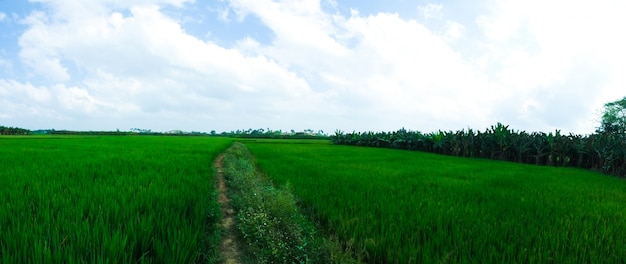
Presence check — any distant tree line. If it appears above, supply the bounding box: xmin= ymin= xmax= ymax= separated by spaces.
xmin=45 ymin=130 xmax=138 ymax=136
xmin=44 ymin=130 xmax=211 ymax=136
xmin=331 ymin=97 xmax=626 ymax=178
xmin=221 ymin=128 xmax=330 ymax=139
xmin=0 ymin=125 xmax=30 ymax=135
xmin=1 ymin=125 xmax=331 ymax=138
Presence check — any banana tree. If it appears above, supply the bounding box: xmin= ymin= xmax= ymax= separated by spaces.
xmin=531 ymin=132 xmax=549 ymax=165
xmin=509 ymin=131 xmax=533 ymax=163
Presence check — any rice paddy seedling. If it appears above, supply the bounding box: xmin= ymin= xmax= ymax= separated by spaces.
xmin=244 ymin=139 xmax=626 ymax=263
xmin=0 ymin=136 xmax=232 ymax=263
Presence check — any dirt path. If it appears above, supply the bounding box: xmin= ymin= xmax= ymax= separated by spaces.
xmin=214 ymin=154 xmax=242 ymax=264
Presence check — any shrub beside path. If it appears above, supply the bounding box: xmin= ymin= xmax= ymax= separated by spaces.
xmin=215 ymin=142 xmax=358 ymax=263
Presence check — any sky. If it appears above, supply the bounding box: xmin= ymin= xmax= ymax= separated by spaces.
xmin=0 ymin=0 xmax=624 ymax=134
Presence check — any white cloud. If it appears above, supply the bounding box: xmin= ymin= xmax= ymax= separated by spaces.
xmin=7 ymin=0 xmax=332 ymax=131
xmin=230 ymin=0 xmax=350 ymax=58
xmin=0 ymin=80 xmax=103 ymax=122
xmin=222 ymin=1 xmax=497 ymax=131
xmin=444 ymin=21 xmax=464 ymax=39
xmin=0 ymin=12 xmax=6 ymax=21
xmin=418 ymin=3 xmax=443 ymax=20
xmin=209 ymin=4 xmax=232 ymax=23
xmin=2 ymin=0 xmax=624 ymax=133
xmin=475 ymin=0 xmax=626 ymax=133
xmin=0 ymin=55 xmax=11 ymax=73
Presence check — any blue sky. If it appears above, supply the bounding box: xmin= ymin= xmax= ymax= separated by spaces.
xmin=0 ymin=0 xmax=624 ymax=133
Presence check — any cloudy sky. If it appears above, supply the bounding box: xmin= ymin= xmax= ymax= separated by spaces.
xmin=0 ymin=0 xmax=624 ymax=134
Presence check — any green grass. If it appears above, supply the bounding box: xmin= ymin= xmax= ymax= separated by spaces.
xmin=221 ymin=142 xmax=335 ymax=263
xmin=244 ymin=139 xmax=626 ymax=263
xmin=0 ymin=136 xmax=232 ymax=263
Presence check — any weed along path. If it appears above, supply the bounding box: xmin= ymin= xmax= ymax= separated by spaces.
xmin=214 ymin=153 xmax=242 ymax=264
xmin=217 ymin=142 xmax=352 ymax=263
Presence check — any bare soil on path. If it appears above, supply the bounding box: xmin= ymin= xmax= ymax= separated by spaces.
xmin=214 ymin=154 xmax=242 ymax=264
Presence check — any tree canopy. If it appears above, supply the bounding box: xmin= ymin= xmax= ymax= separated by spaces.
xmin=0 ymin=125 xmax=30 ymax=135
xmin=599 ymin=96 xmax=626 ymax=134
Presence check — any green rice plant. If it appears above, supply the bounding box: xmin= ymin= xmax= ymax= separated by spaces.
xmin=244 ymin=139 xmax=626 ymax=263
xmin=0 ymin=136 xmax=232 ymax=263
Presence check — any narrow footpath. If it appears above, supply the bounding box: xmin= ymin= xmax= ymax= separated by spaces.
xmin=214 ymin=154 xmax=242 ymax=264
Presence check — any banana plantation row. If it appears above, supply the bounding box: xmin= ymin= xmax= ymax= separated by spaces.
xmin=331 ymin=123 xmax=626 ymax=177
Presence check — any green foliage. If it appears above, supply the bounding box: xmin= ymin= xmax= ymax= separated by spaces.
xmin=599 ymin=96 xmax=626 ymax=134
xmin=331 ymin=123 xmax=626 ymax=177
xmin=221 ymin=143 xmax=333 ymax=263
xmin=221 ymin=128 xmax=330 ymax=139
xmin=245 ymin=139 xmax=626 ymax=263
xmin=0 ymin=125 xmax=30 ymax=135
xmin=0 ymin=136 xmax=232 ymax=263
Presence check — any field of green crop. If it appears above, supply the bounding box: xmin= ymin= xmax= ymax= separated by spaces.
xmin=0 ymin=136 xmax=232 ymax=263
xmin=244 ymin=139 xmax=626 ymax=263
xmin=4 ymin=135 xmax=626 ymax=263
